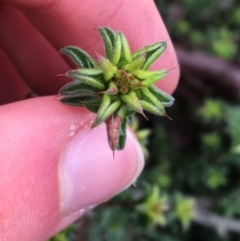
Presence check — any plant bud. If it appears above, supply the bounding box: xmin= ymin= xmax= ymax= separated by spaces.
xmin=60 ymin=46 xmax=97 ymax=68
xmin=99 ymin=56 xmax=118 ymax=81
xmin=66 ymin=70 xmax=105 ymax=90
xmin=119 ymin=32 xmax=132 ymax=63
xmin=111 ymin=32 xmax=122 ymax=65
xmin=140 ymin=100 xmax=165 ymax=116
xmin=106 ymin=82 xmax=118 ymax=95
xmin=140 ymin=87 xmax=165 ymax=110
xmin=121 ymin=91 xmax=143 ymax=114
xmin=92 ymin=100 xmax=121 ymax=128
xmin=98 ymin=27 xmax=115 ymax=60
xmin=141 ymin=70 xmax=168 ymax=86
xmin=124 ymin=54 xmax=146 ymax=72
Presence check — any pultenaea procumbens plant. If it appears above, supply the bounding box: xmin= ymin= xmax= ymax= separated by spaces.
xmin=59 ymin=27 xmax=174 ymax=152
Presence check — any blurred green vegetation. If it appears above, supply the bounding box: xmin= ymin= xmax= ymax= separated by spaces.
xmin=51 ymin=1 xmax=240 ymax=240
xmin=156 ymin=0 xmax=239 ymax=60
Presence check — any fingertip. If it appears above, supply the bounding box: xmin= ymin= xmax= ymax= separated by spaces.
xmin=0 ymin=96 xmax=144 ymax=240
xmin=58 ymin=124 xmax=144 ymax=214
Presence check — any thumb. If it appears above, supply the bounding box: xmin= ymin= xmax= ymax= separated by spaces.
xmin=0 ymin=96 xmax=144 ymax=241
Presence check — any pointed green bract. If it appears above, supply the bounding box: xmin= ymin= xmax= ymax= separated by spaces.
xmin=140 ymin=100 xmax=165 ymax=116
xmin=59 ymin=27 xmax=174 ymax=151
xmin=141 ymin=70 xmax=168 ymax=86
xmin=121 ymin=91 xmax=143 ymax=114
xmin=66 ymin=70 xmax=105 ymax=90
xmin=140 ymin=87 xmax=165 ymax=111
xmin=59 ymin=81 xmax=99 ymax=97
xmin=111 ymin=32 xmax=122 ymax=65
xmin=98 ymin=27 xmax=115 ymax=60
xmin=142 ymin=43 xmax=167 ymax=70
xmin=92 ymin=100 xmax=121 ymax=128
xmin=83 ymin=99 xmax=102 ymax=113
xmin=132 ymin=41 xmax=167 ymax=62
xmin=119 ymin=32 xmax=132 ymax=63
xmin=98 ymin=27 xmax=116 ymax=48
xmin=76 ymin=68 xmax=103 ymax=76
xmin=124 ymin=54 xmax=145 ymax=72
xmin=61 ymin=46 xmax=97 ymax=68
xmin=61 ymin=95 xmax=98 ymax=106
xmin=133 ymin=70 xmax=165 ymax=80
xmin=99 ymin=56 xmax=117 ymax=81
xmin=148 ymin=85 xmax=175 ymax=107
xmin=117 ymin=116 xmax=127 ymax=150
xmin=132 ymin=41 xmax=167 ymax=71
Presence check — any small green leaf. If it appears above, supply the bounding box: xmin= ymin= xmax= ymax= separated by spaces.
xmin=140 ymin=87 xmax=165 ymax=111
xmin=111 ymin=32 xmax=122 ymax=65
xmin=119 ymin=32 xmax=132 ymax=63
xmin=117 ymin=116 xmax=127 ymax=150
xmin=76 ymin=68 xmax=103 ymax=76
xmin=121 ymin=91 xmax=143 ymax=114
xmin=133 ymin=70 xmax=166 ymax=80
xmin=92 ymin=100 xmax=121 ymax=128
xmin=148 ymin=86 xmax=175 ymax=107
xmin=99 ymin=27 xmax=116 ymax=47
xmin=61 ymin=95 xmax=98 ymax=106
xmin=140 ymin=99 xmax=165 ymax=116
xmin=132 ymin=41 xmax=167 ymax=70
xmin=59 ymin=81 xmax=100 ymax=97
xmin=91 ymin=93 xmax=111 ymax=127
xmin=60 ymin=96 xmax=84 ymax=107
xmin=98 ymin=56 xmax=118 ymax=81
xmin=98 ymin=27 xmax=116 ymax=60
xmin=83 ymin=99 xmax=102 ymax=113
xmin=66 ymin=70 xmax=106 ymax=90
xmin=141 ymin=70 xmax=168 ymax=86
xmin=60 ymin=46 xmax=97 ymax=68
xmin=124 ymin=54 xmax=145 ymax=72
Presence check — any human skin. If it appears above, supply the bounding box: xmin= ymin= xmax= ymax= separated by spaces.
xmin=0 ymin=0 xmax=179 ymax=240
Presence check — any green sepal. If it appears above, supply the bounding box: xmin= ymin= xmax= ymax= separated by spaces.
xmin=92 ymin=100 xmax=121 ymax=128
xmin=91 ymin=93 xmax=111 ymax=127
xmin=140 ymin=99 xmax=165 ymax=116
xmin=66 ymin=70 xmax=106 ymax=90
xmin=83 ymin=99 xmax=102 ymax=113
xmin=124 ymin=54 xmax=145 ymax=72
xmin=121 ymin=91 xmax=143 ymax=114
xmin=75 ymin=68 xmax=103 ymax=76
xmin=115 ymin=106 xmax=127 ymax=150
xmin=132 ymin=69 xmax=165 ymax=80
xmin=60 ymin=46 xmax=97 ymax=68
xmin=132 ymin=41 xmax=167 ymax=70
xmin=60 ymin=96 xmax=85 ymax=107
xmin=125 ymin=106 xmax=136 ymax=117
xmin=98 ymin=27 xmax=116 ymax=60
xmin=141 ymin=70 xmax=168 ymax=86
xmin=111 ymin=32 xmax=122 ymax=65
xmin=59 ymin=81 xmax=100 ymax=97
xmin=148 ymin=85 xmax=175 ymax=107
xmin=98 ymin=56 xmax=118 ymax=81
xmin=117 ymin=116 xmax=127 ymax=150
xmin=119 ymin=32 xmax=132 ymax=63
xmin=140 ymin=87 xmax=165 ymax=112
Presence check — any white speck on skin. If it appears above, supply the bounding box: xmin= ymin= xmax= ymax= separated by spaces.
xmin=69 ymin=124 xmax=77 ymax=136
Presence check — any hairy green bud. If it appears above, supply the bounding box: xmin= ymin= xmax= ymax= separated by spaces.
xmin=59 ymin=27 xmax=175 ymax=152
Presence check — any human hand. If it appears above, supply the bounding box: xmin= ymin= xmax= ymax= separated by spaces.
xmin=0 ymin=0 xmax=179 ymax=240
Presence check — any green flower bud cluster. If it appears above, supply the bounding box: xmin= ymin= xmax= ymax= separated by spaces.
xmin=59 ymin=27 xmax=174 ymax=152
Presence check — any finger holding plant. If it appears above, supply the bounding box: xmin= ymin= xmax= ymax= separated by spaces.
xmin=59 ymin=27 xmax=174 ymax=152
